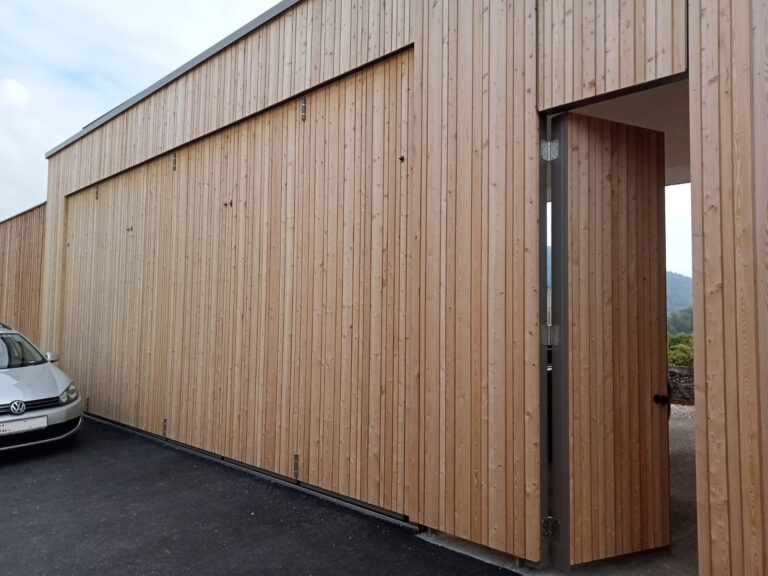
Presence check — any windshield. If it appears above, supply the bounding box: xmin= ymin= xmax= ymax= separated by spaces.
xmin=0 ymin=334 xmax=47 ymax=369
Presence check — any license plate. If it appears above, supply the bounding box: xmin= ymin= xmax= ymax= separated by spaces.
xmin=0 ymin=416 xmax=48 ymax=436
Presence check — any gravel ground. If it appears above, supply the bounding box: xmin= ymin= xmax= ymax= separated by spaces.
xmin=669 ymin=370 xmax=695 ymax=405
xmin=672 ymin=404 xmax=695 ymax=419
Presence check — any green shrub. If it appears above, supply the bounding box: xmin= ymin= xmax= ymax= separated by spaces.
xmin=668 ymin=332 xmax=693 ymax=349
xmin=668 ymin=342 xmax=693 ymax=367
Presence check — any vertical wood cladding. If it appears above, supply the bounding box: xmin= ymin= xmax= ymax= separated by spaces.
xmin=566 ymin=114 xmax=669 ymax=564
xmin=538 ymin=0 xmax=688 ymax=110
xmin=46 ymin=0 xmax=414 ymax=197
xmin=43 ymin=0 xmax=768 ymax=571
xmin=56 ymin=0 xmax=542 ymax=556
xmin=689 ymin=0 xmax=767 ymax=573
xmin=42 ymin=0 xmax=416 ymax=354
xmin=0 ymin=205 xmax=45 ymax=342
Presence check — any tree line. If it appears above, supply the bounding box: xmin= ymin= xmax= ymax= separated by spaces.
xmin=667 ymin=306 xmax=693 ymax=368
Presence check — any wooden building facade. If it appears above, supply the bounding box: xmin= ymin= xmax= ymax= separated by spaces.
xmin=0 ymin=204 xmax=45 ymax=343
xmin=33 ymin=0 xmax=766 ymax=573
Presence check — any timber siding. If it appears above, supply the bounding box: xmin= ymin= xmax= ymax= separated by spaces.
xmin=689 ymin=0 xmax=767 ymax=573
xmin=39 ymin=0 xmax=768 ymax=572
xmin=538 ymin=0 xmax=687 ymax=110
xmin=0 ymin=204 xmax=45 ymax=343
xmin=45 ymin=0 xmax=542 ymax=562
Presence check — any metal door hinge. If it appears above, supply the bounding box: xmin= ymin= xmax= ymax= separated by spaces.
xmin=541 ymin=324 xmax=560 ymax=347
xmin=542 ymin=516 xmax=561 ymax=541
xmin=540 ymin=139 xmax=560 ymax=162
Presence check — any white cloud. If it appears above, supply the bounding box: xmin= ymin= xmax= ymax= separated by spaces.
xmin=0 ymin=0 xmax=278 ymax=222
xmin=0 ymin=79 xmax=30 ymax=110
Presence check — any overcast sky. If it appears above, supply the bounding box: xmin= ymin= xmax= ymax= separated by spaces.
xmin=665 ymin=183 xmax=693 ymax=277
xmin=0 ymin=0 xmax=278 ymax=222
xmin=0 ymin=0 xmax=693 ymax=277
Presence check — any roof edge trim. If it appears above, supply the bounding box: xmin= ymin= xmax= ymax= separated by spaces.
xmin=45 ymin=0 xmax=301 ymax=159
xmin=0 ymin=201 xmax=46 ymax=225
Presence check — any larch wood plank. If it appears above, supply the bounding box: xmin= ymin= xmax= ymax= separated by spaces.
xmin=633 ymin=0 xmax=645 ymax=85
xmin=627 ymin=126 xmax=641 ymax=552
xmin=672 ymin=0 xmax=686 ymax=75
xmin=339 ymin=76 xmax=355 ymax=496
xmin=508 ymin=0 xmax=525 ymax=554
xmin=480 ymin=0 xmax=491 ymax=545
xmin=487 ymin=0 xmax=507 ymax=550
xmin=750 ymin=1 xmax=768 ymax=572
xmin=619 ymin=0 xmax=634 ymax=88
xmin=687 ymin=3 xmax=711 ymax=571
xmin=700 ymin=0 xmax=730 ymax=570
xmin=655 ymin=0 xmax=672 ymax=78
xmin=552 ymin=0 xmax=565 ymax=106
xmin=522 ymin=0 xmax=540 ymax=559
xmin=564 ymin=0 xmax=574 ymax=103
xmin=587 ymin=118 xmax=600 ymax=558
xmin=453 ymin=0 xmax=472 ymax=542
xmin=469 ymin=0 xmax=484 ymax=543
xmin=595 ymin=0 xmax=606 ymax=95
xmin=422 ymin=0 xmax=441 ymax=529
xmin=717 ymin=1 xmax=746 ymax=568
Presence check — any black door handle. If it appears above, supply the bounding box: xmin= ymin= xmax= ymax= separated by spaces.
xmin=653 ymin=394 xmax=670 ymax=405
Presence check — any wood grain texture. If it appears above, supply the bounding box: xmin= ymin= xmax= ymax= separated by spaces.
xmin=42 ymin=1 xmax=768 ymax=572
xmin=756 ymin=0 xmax=768 ymax=573
xmin=49 ymin=0 xmax=542 ymax=558
xmin=45 ymin=0 xmax=413 ymax=200
xmin=567 ymin=114 xmax=669 ymax=565
xmin=689 ymin=0 xmax=767 ymax=573
xmin=0 ymin=205 xmax=45 ymax=343
xmin=538 ymin=0 xmax=688 ymax=110
xmin=60 ymin=54 xmax=411 ymax=496
xmin=40 ymin=0 xmax=415 ymax=355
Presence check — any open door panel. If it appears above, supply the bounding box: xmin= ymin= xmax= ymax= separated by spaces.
xmin=555 ymin=113 xmax=670 ymax=566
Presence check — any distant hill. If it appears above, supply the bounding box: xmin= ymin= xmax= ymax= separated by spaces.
xmin=547 ymin=246 xmax=551 ymax=285
xmin=666 ymin=272 xmax=693 ymax=314
xmin=545 ymin=247 xmax=693 ymax=314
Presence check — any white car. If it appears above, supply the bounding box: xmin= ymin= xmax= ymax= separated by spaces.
xmin=0 ymin=324 xmax=82 ymax=450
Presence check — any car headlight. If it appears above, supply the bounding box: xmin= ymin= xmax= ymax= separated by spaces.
xmin=59 ymin=383 xmax=79 ymax=405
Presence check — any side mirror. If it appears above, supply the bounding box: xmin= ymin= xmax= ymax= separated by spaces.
xmin=46 ymin=352 xmax=60 ymax=363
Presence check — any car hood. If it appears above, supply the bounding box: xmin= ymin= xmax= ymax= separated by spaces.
xmin=0 ymin=363 xmax=72 ymax=403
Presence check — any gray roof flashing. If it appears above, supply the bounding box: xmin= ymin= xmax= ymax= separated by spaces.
xmin=0 ymin=201 xmax=46 ymax=225
xmin=45 ymin=0 xmax=300 ymax=159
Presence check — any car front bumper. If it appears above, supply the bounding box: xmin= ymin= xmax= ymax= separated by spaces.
xmin=0 ymin=396 xmax=83 ymax=451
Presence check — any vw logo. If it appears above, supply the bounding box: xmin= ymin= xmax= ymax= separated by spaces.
xmin=10 ymin=400 xmax=26 ymax=415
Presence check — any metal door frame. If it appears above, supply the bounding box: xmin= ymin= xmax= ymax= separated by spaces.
xmin=539 ymin=112 xmax=570 ymax=572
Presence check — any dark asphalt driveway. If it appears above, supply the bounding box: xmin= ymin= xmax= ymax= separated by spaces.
xmin=1 ymin=417 xmax=516 ymax=576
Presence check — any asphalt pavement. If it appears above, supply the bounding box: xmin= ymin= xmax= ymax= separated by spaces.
xmin=1 ymin=417 xmax=515 ymax=576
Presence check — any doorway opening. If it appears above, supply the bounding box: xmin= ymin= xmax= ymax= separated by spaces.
xmin=543 ymin=78 xmax=698 ymax=574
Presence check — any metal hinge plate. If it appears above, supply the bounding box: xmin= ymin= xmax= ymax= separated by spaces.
xmin=542 ymin=516 xmax=561 ymax=541
xmin=541 ymin=324 xmax=560 ymax=347
xmin=540 ymin=139 xmax=560 ymax=162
